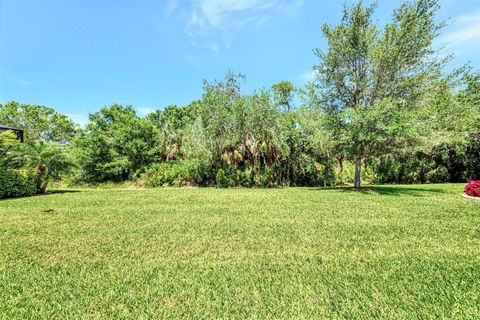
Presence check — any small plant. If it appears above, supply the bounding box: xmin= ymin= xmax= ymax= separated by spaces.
xmin=464 ymin=180 xmax=480 ymax=198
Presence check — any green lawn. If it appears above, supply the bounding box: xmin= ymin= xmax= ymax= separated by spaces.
xmin=1 ymin=184 xmax=479 ymax=319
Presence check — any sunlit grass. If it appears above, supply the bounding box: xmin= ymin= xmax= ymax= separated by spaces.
xmin=1 ymin=184 xmax=479 ymax=318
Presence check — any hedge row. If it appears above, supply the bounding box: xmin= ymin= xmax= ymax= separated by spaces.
xmin=0 ymin=167 xmax=37 ymax=199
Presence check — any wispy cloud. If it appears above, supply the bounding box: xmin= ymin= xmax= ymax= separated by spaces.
xmin=165 ymin=0 xmax=303 ymax=51
xmin=438 ymin=11 xmax=480 ymax=51
xmin=4 ymin=75 xmax=31 ymax=86
xmin=165 ymin=0 xmax=179 ymax=18
xmin=300 ymin=70 xmax=316 ymax=84
xmin=191 ymin=0 xmax=275 ymax=30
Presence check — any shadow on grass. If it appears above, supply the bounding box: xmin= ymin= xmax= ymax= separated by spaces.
xmin=48 ymin=189 xmax=82 ymax=195
xmin=307 ymin=185 xmax=448 ymax=197
xmin=0 ymin=189 xmax=83 ymax=202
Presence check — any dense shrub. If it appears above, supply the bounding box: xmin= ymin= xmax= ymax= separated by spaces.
xmin=215 ymin=169 xmax=232 ymax=188
xmin=374 ymin=154 xmax=433 ymax=184
xmin=0 ymin=167 xmax=37 ymax=198
xmin=237 ymin=169 xmax=253 ymax=187
xmin=213 ymin=161 xmax=338 ymax=188
xmin=464 ymin=180 xmax=480 ymax=198
xmin=141 ymin=159 xmax=207 ymax=187
xmin=291 ymin=154 xmax=321 ymax=186
xmin=214 ymin=168 xmax=257 ymax=188
xmin=426 ymin=166 xmax=450 ymax=183
xmin=252 ymin=167 xmax=276 ymax=188
xmin=465 ymin=130 xmax=480 ymax=179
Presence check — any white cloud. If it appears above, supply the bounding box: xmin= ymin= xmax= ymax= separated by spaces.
xmin=276 ymin=0 xmax=304 ymax=16
xmin=205 ymin=41 xmax=219 ymax=52
xmin=195 ymin=0 xmax=276 ymax=28
xmin=438 ymin=11 xmax=480 ymax=50
xmin=14 ymin=77 xmax=30 ymax=85
xmin=165 ymin=0 xmax=303 ymax=51
xmin=300 ymin=70 xmax=316 ymax=83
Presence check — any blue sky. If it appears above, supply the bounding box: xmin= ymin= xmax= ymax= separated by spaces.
xmin=1 ymin=0 xmax=480 ymax=125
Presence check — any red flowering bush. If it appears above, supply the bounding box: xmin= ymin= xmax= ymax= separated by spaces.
xmin=464 ymin=180 xmax=480 ymax=198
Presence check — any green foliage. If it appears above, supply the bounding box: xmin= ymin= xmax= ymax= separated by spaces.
xmin=308 ymin=0 xmax=472 ymax=188
xmin=0 ymin=166 xmax=37 ymax=198
xmin=215 ymin=168 xmax=232 ymax=188
xmin=426 ymin=166 xmax=450 ymax=183
xmin=141 ymin=159 xmax=207 ymax=187
xmin=460 ymin=72 xmax=480 ymax=113
xmin=374 ymin=147 xmax=458 ymax=184
xmin=0 ymin=101 xmax=77 ymax=143
xmin=0 ymin=131 xmax=19 ymax=149
xmin=465 ymin=130 xmax=480 ymax=179
xmin=214 ymin=167 xmax=253 ymax=188
xmin=272 ymin=81 xmax=295 ymax=111
xmin=73 ymin=104 xmax=160 ymax=182
xmin=8 ymin=142 xmax=74 ymax=193
xmin=0 ymin=131 xmax=19 ymax=158
xmin=2 ymin=2 xmax=480 ymax=189
xmin=147 ymin=104 xmax=198 ymax=161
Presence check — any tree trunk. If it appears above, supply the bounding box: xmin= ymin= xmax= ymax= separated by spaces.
xmin=337 ymin=155 xmax=344 ymax=184
xmin=354 ymin=159 xmax=361 ymax=189
xmin=36 ymin=164 xmax=47 ymax=193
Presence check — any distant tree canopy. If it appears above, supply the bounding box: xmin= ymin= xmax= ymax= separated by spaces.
xmin=0 ymin=101 xmax=77 ymax=143
xmin=73 ymin=104 xmax=160 ymax=182
xmin=1 ymin=0 xmax=479 ymax=190
xmin=272 ymin=81 xmax=295 ymax=111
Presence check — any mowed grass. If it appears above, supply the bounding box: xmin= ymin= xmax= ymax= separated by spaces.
xmin=1 ymin=184 xmax=479 ymax=319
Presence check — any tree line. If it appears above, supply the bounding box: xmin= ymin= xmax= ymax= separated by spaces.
xmin=1 ymin=0 xmax=479 ymax=194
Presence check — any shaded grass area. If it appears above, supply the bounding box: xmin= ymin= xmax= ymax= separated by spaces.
xmin=1 ymin=184 xmax=479 ymax=318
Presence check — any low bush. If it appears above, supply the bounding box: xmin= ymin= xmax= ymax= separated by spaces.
xmin=0 ymin=167 xmax=37 ymax=199
xmin=141 ymin=159 xmax=207 ymax=187
xmin=464 ymin=180 xmax=480 ymax=198
xmin=215 ymin=168 xmax=232 ymax=188
xmin=426 ymin=166 xmax=450 ymax=183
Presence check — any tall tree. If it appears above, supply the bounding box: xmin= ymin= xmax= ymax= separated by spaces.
xmin=311 ymin=0 xmax=458 ymax=188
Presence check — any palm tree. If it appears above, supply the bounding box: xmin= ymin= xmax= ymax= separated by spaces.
xmin=10 ymin=142 xmax=73 ymax=193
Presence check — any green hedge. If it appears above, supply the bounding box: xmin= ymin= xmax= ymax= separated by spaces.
xmin=0 ymin=167 xmax=37 ymax=199
xmin=141 ymin=159 xmax=208 ymax=187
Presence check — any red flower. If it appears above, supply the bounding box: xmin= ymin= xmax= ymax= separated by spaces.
xmin=465 ymin=180 xmax=480 ymax=198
